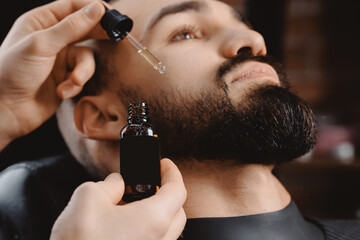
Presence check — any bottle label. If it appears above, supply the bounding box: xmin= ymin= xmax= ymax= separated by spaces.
xmin=120 ymin=136 xmax=161 ymax=186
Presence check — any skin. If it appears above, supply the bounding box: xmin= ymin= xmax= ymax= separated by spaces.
xmin=0 ymin=0 xmax=186 ymax=239
xmin=0 ymin=0 xmax=291 ymax=238
xmin=65 ymin=0 xmax=290 ymax=219
xmin=51 ymin=159 xmax=187 ymax=240
xmin=0 ymin=0 xmax=107 ymax=148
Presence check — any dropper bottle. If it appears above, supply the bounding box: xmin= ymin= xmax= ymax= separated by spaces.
xmin=100 ymin=6 xmax=165 ymax=74
xmin=119 ymin=103 xmax=161 ymax=202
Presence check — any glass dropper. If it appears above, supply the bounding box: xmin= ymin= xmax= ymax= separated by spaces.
xmin=100 ymin=6 xmax=165 ymax=74
xmin=125 ymin=32 xmax=166 ymax=74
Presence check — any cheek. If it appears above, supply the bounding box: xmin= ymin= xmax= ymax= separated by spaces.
xmin=157 ymin=45 xmax=221 ymax=94
xmin=111 ymin=43 xmax=222 ymax=97
xmin=111 ymin=44 xmax=169 ymax=96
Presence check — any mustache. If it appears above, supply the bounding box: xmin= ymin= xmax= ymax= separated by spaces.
xmin=215 ymin=48 xmax=289 ymax=89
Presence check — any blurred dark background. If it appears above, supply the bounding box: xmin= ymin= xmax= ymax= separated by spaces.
xmin=1 ymin=0 xmax=360 ymax=220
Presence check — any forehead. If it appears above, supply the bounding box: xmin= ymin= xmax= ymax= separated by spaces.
xmin=110 ymin=0 xmax=238 ymax=36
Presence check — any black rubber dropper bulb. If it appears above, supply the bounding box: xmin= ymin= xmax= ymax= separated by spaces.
xmin=100 ymin=5 xmax=133 ymax=41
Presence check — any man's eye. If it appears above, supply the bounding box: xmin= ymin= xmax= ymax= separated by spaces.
xmin=170 ymin=26 xmax=201 ymax=42
xmin=172 ymin=30 xmax=196 ymax=41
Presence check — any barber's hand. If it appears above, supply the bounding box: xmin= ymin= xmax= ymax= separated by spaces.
xmin=50 ymin=158 xmax=187 ymax=240
xmin=0 ymin=0 xmax=107 ymax=148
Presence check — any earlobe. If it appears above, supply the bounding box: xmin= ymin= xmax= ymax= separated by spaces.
xmin=74 ymin=95 xmax=125 ymax=140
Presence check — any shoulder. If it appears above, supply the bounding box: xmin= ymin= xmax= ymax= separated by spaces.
xmin=308 ymin=217 xmax=360 ymax=240
xmin=0 ymin=155 xmax=63 ymax=212
xmin=0 ymin=153 xmax=93 ymax=240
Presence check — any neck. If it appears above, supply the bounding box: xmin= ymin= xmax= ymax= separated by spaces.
xmin=175 ymin=159 xmax=291 ymax=219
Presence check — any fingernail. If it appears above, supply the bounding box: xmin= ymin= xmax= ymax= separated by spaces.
xmin=84 ymin=2 xmax=101 ymax=20
xmin=105 ymin=173 xmax=122 ymax=182
xmin=61 ymin=84 xmax=74 ymax=99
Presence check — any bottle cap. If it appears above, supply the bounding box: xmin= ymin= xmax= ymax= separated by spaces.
xmin=100 ymin=8 xmax=133 ymax=42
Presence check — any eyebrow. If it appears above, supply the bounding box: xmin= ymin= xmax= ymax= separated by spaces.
xmin=147 ymin=1 xmax=208 ymax=31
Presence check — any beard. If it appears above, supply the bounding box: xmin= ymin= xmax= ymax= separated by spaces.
xmin=117 ymin=49 xmax=317 ymax=165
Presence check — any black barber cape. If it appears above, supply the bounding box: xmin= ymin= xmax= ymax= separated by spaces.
xmin=0 ymin=153 xmax=360 ymax=240
xmin=183 ymin=201 xmax=324 ymax=240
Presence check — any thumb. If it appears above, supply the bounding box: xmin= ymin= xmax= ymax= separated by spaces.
xmin=44 ymin=1 xmax=105 ymax=53
xmin=70 ymin=173 xmax=125 ymax=207
xmin=97 ymin=173 xmax=126 ymax=205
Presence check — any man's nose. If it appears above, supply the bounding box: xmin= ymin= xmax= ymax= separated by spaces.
xmin=220 ymin=29 xmax=267 ymax=58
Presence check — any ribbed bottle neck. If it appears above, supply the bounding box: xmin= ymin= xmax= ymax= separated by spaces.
xmin=127 ymin=102 xmax=148 ymax=124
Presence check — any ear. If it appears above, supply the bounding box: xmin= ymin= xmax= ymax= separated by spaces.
xmin=74 ymin=94 xmax=127 ymax=140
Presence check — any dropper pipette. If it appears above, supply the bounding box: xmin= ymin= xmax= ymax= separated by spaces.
xmin=125 ymin=32 xmax=166 ymax=74
xmin=100 ymin=6 xmax=165 ymax=74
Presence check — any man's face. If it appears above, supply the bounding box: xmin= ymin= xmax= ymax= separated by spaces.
xmin=107 ymin=0 xmax=277 ymax=101
xmin=92 ymin=0 xmax=316 ymax=165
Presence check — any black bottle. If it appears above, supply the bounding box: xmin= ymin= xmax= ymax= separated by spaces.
xmin=120 ymin=103 xmax=161 ymax=202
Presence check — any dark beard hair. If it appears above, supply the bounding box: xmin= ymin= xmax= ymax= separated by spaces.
xmin=142 ymin=85 xmax=317 ymax=165
xmin=117 ymin=49 xmax=318 ymax=165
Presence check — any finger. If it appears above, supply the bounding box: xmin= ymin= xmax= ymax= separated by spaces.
xmin=56 ymin=45 xmax=95 ymax=99
xmin=28 ymin=0 xmax=104 ymax=29
xmin=67 ymin=174 xmax=124 ymax=210
xmin=139 ymin=159 xmax=187 ymax=218
xmin=96 ymin=173 xmax=125 ymax=205
xmin=42 ymin=1 xmax=106 ymax=53
xmin=162 ymin=208 xmax=187 ymax=240
xmin=67 ymin=46 xmax=95 ymax=86
xmin=2 ymin=1 xmax=109 ymax=50
xmin=51 ymin=47 xmax=68 ymax=87
xmin=56 ymin=79 xmax=83 ymax=99
xmin=70 ymin=181 xmax=101 ymax=206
